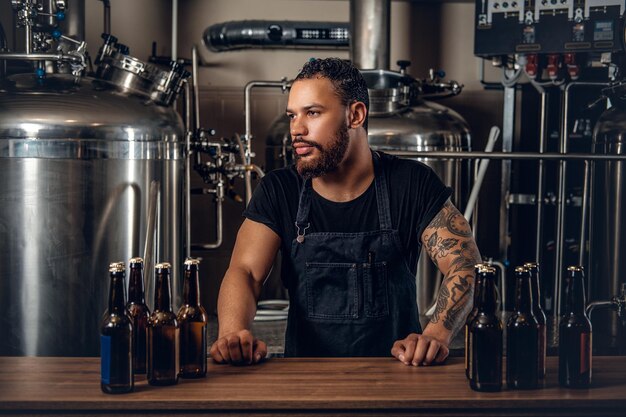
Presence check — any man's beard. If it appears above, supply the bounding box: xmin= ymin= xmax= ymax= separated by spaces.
xmin=293 ymin=123 xmax=350 ymax=180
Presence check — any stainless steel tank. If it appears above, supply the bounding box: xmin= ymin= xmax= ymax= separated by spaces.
xmin=0 ymin=48 xmax=187 ymax=356
xmin=590 ymin=95 xmax=626 ymax=349
xmin=266 ymin=70 xmax=471 ymax=325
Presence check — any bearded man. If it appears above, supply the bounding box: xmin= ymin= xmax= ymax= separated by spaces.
xmin=210 ymin=58 xmax=481 ymax=365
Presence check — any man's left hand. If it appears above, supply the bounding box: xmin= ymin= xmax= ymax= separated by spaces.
xmin=391 ymin=333 xmax=449 ymax=366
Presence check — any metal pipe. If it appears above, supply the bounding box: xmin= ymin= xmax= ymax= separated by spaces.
xmin=61 ymin=0 xmax=85 ymax=41
xmin=383 ymin=150 xmax=626 ymax=161
xmin=0 ymin=52 xmax=83 ymax=64
xmin=191 ymin=180 xmax=224 ymax=250
xmin=171 ymin=0 xmax=178 ymax=62
xmin=578 ymin=160 xmax=590 ymax=266
xmin=192 ymin=45 xmax=200 ymax=131
xmin=489 ymin=259 xmax=507 ymax=313
xmin=143 ymin=180 xmax=160 ymax=310
xmin=24 ymin=23 xmax=32 ymax=54
xmin=554 ymin=84 xmax=569 ymax=323
xmin=350 ymin=0 xmax=390 ymax=69
xmin=535 ymin=90 xmax=548 ymax=263
xmin=463 ymin=126 xmax=500 ymax=221
xmin=184 ymin=80 xmax=192 ymax=133
xmin=102 ymin=0 xmax=111 ymax=35
xmin=586 ymin=300 xmax=615 ymax=319
xmin=500 ymin=85 xmax=515 ymax=271
xmin=246 ymin=164 xmax=266 ymax=178
xmin=45 ymin=0 xmax=55 ymax=27
xmin=203 ymin=21 xmax=349 ymax=52
xmin=244 ymin=79 xmax=291 ymax=204
xmin=183 ymin=80 xmax=194 ymax=259
xmin=185 ymin=131 xmax=192 ymax=259
xmin=554 ymin=81 xmax=609 ymax=325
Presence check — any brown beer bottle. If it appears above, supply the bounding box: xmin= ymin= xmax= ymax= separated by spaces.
xmin=147 ymin=262 xmax=180 ymax=386
xmin=524 ymin=262 xmax=547 ymax=379
xmin=126 ymin=257 xmax=150 ymax=374
xmin=559 ymin=266 xmax=592 ymax=388
xmin=100 ymin=262 xmax=134 ymax=394
xmin=177 ymin=258 xmax=208 ymax=378
xmin=469 ymin=265 xmax=502 ymax=392
xmin=465 ymin=263 xmax=485 ymax=380
xmin=506 ymin=266 xmax=539 ymax=389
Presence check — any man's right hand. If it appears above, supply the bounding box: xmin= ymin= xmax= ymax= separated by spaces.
xmin=209 ymin=329 xmax=268 ymax=365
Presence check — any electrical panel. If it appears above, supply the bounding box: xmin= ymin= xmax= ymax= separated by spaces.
xmin=474 ymin=0 xmax=626 ymax=56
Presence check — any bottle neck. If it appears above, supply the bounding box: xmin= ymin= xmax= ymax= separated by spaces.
xmin=109 ymin=271 xmax=127 ymax=314
xmin=128 ymin=265 xmax=145 ymax=304
xmin=154 ymin=271 xmax=172 ymax=312
xmin=514 ymin=273 xmax=533 ymax=314
xmin=477 ymin=274 xmax=497 ymax=314
xmin=564 ymin=272 xmax=587 ymax=315
xmin=183 ymin=266 xmax=201 ymax=306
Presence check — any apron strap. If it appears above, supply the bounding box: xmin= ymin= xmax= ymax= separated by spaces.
xmin=295 ymin=178 xmax=312 ymax=242
xmin=372 ymin=151 xmax=393 ymax=231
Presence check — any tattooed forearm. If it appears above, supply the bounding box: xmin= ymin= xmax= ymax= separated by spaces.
xmin=422 ymin=199 xmax=482 ymax=335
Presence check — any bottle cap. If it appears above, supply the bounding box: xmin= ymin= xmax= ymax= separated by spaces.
xmin=184 ymin=258 xmax=201 ymax=267
xmin=523 ymin=262 xmax=539 ymax=269
xmin=515 ymin=266 xmax=528 ymax=274
xmin=477 ymin=265 xmax=496 ymax=274
xmin=109 ymin=261 xmax=125 ymax=273
xmin=155 ymin=262 xmax=171 ymax=270
xmin=567 ymin=265 xmax=584 ymax=273
xmin=129 ymin=257 xmax=144 ymax=265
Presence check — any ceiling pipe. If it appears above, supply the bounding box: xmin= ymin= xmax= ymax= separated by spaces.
xmin=350 ymin=0 xmax=390 ymax=70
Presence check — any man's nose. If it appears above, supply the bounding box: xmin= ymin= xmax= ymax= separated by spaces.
xmin=290 ymin=117 xmax=307 ymax=138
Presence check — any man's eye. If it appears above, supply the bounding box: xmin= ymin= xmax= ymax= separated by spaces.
xmin=286 ymin=113 xmax=295 ymax=119
xmin=308 ymin=110 xmax=319 ymax=116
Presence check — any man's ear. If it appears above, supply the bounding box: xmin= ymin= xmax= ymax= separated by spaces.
xmin=347 ymin=101 xmax=367 ymax=129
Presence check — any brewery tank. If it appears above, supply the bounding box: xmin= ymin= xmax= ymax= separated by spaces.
xmin=266 ymin=69 xmax=471 ymax=324
xmin=589 ymin=86 xmax=626 ymax=349
xmin=0 ymin=51 xmax=187 ymax=356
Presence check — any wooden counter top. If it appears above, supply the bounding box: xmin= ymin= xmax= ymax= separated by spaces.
xmin=0 ymin=356 xmax=624 ymax=416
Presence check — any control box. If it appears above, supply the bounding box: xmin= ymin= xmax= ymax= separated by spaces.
xmin=474 ymin=0 xmax=625 ymax=56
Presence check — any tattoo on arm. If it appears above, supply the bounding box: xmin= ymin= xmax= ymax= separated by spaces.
xmin=422 ymin=200 xmax=481 ymax=334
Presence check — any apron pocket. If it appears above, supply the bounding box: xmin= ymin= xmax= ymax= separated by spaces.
xmin=363 ymin=261 xmax=389 ymax=318
xmin=305 ymin=262 xmax=359 ymax=320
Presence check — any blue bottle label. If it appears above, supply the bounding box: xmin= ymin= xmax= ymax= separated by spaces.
xmin=101 ymin=335 xmax=111 ymax=385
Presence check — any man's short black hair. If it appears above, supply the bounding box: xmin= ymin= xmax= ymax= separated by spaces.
xmin=295 ymin=58 xmax=369 ymax=131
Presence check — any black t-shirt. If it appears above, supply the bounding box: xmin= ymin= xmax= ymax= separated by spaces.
xmin=244 ymin=152 xmax=452 ymax=284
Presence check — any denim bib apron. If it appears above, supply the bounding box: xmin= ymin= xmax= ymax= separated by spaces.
xmin=285 ymin=152 xmax=421 ymax=357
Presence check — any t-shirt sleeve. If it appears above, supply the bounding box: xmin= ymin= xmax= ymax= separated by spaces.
xmin=242 ymin=175 xmax=283 ymax=238
xmin=414 ymin=165 xmax=453 ymax=242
